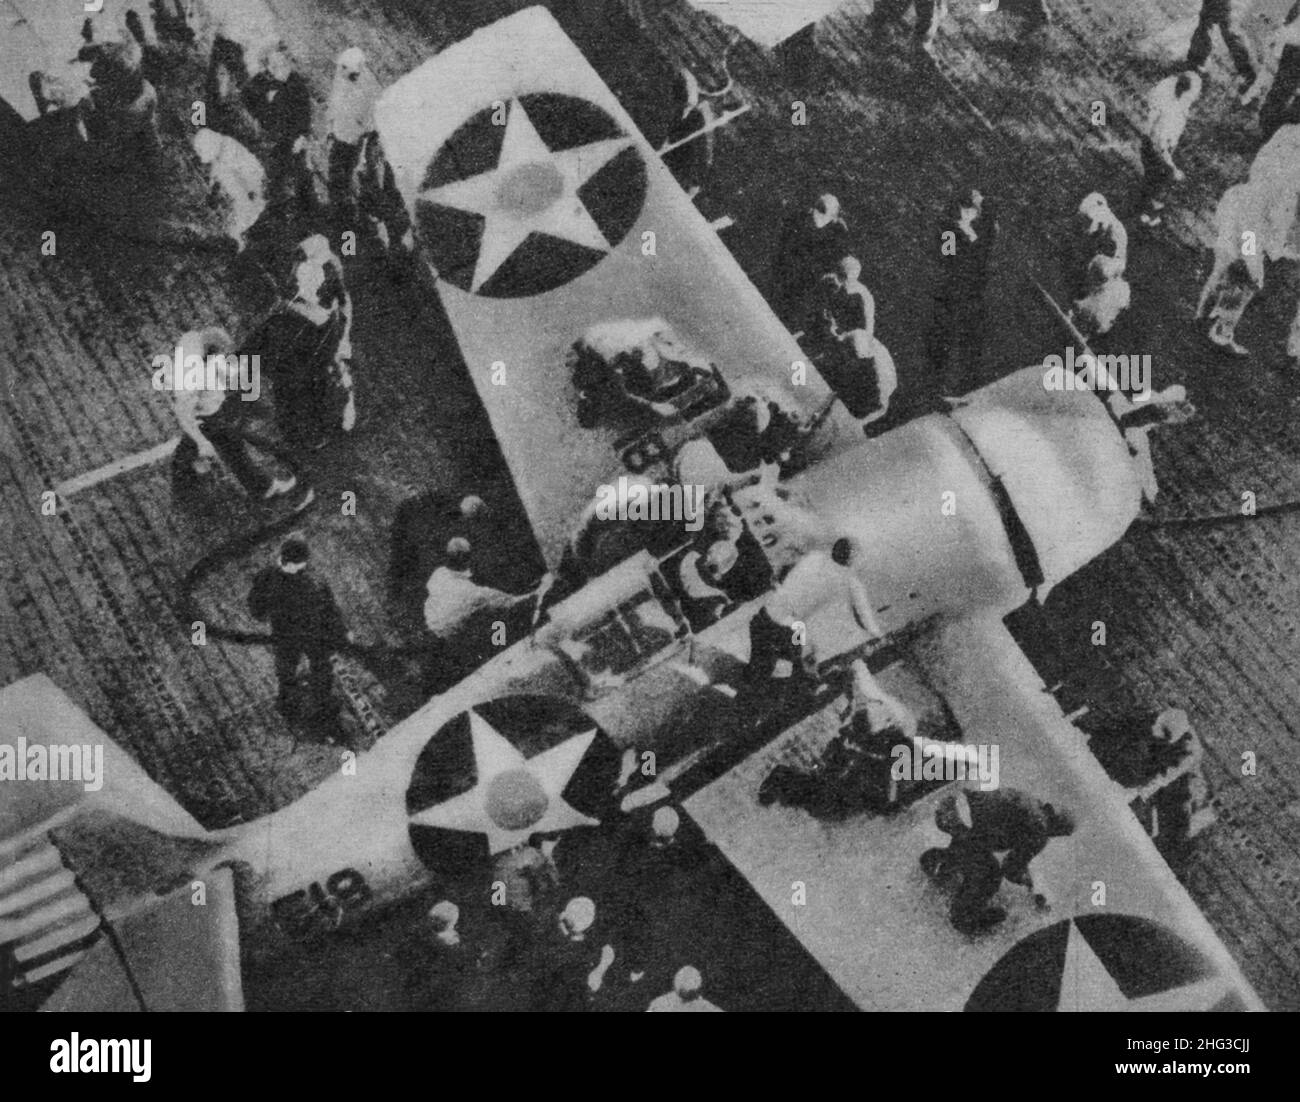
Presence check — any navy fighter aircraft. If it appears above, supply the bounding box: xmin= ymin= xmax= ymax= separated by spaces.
xmin=0 ymin=6 xmax=1263 ymax=1011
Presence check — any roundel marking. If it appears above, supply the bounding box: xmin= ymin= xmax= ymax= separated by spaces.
xmin=405 ymin=695 xmax=622 ymax=873
xmin=415 ymin=93 xmax=648 ymax=297
xmin=964 ymin=914 xmax=1246 ymax=1012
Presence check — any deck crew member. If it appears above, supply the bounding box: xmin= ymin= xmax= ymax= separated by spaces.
xmin=1138 ymin=71 xmax=1202 ymax=228
xmin=243 ymin=40 xmax=316 ymax=229
xmin=421 ymin=538 xmax=551 ymax=694
xmin=204 ymin=18 xmax=262 ymax=153
xmin=922 ymin=786 xmax=1076 ymax=934
xmin=662 ymin=67 xmax=716 ymax=197
xmin=1260 ymin=5 xmax=1300 ymax=139
xmin=744 ymin=538 xmax=883 ymax=693
xmin=171 ymin=327 xmax=296 ymax=500
xmin=927 ymin=187 xmax=996 ymax=398
xmin=249 ymin=536 xmax=351 ymax=722
xmin=1067 ymin=192 xmax=1130 ymax=338
xmin=1195 ymin=181 xmax=1267 ymax=357
xmin=326 ymin=47 xmax=383 ymax=231
xmin=404 ymin=900 xmax=485 ymax=1011
xmin=809 ymin=256 xmax=874 ymax=340
xmin=869 ymin=0 xmax=945 ymax=55
xmin=529 ymin=897 xmax=617 ymax=1012
xmin=82 ymin=39 xmax=161 ymax=170
xmin=1185 ymin=0 xmax=1259 ymax=104
xmin=193 ymin=127 xmax=266 ymax=252
xmin=647 ymin=965 xmax=723 ymax=1012
xmin=677 ymin=540 xmax=736 ymax=624
xmin=257 ymin=254 xmax=352 ymax=452
xmin=770 ymin=194 xmax=852 ymax=329
xmin=390 ymin=493 xmax=490 ymax=606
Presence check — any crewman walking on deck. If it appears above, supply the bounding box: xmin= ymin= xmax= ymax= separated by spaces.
xmin=1138 ymin=70 xmax=1202 ymax=228
xmin=249 ymin=536 xmax=352 ymax=724
xmin=326 ymin=46 xmax=384 ymax=233
xmin=1068 ymin=192 xmax=1130 ymax=338
xmin=927 ymin=187 xmax=997 ymax=398
xmin=1260 ymin=4 xmax=1300 ymax=139
xmin=1185 ymin=0 xmax=1260 ymax=104
xmin=243 ymin=40 xmax=316 ymax=232
xmin=1195 ymin=181 xmax=1268 ymax=357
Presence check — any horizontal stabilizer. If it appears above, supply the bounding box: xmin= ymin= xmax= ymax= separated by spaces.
xmin=41 ymin=866 xmax=244 ymax=1012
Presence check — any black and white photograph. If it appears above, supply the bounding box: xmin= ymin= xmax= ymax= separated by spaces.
xmin=1 ymin=0 xmax=1297 ymax=1044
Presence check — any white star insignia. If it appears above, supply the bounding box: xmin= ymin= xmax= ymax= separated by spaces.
xmin=420 ymin=99 xmax=633 ymax=292
xmin=410 ymin=710 xmax=599 ymax=855
xmin=1057 ymin=923 xmax=1230 ymax=1011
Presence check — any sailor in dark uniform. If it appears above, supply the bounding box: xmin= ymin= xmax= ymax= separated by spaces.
xmin=249 ymin=536 xmax=351 ymax=722
xmin=926 ymin=188 xmax=997 ymax=399
xmin=769 ymin=194 xmax=852 ymax=330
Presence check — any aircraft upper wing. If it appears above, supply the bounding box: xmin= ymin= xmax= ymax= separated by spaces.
xmin=373 ymin=6 xmax=862 ymax=567
xmin=40 ymin=866 xmax=244 ymax=1012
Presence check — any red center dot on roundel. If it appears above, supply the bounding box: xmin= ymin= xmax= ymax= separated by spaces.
xmin=495 ymin=161 xmax=565 ymax=217
xmin=484 ymin=768 xmax=550 ymax=831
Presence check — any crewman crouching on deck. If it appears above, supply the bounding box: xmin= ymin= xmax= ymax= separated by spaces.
xmin=921 ymin=786 xmax=1076 ymax=934
xmin=250 ymin=536 xmax=352 ymax=725
xmin=421 ymin=538 xmax=552 ymax=696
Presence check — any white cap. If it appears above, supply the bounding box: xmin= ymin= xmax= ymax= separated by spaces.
xmin=651 ymin=805 xmax=680 ymax=840
xmin=704 ymin=539 xmax=738 ymax=578
xmin=428 ymin=900 xmax=459 ymax=931
xmin=192 ymin=127 xmax=221 ymax=163
xmin=337 ymin=46 xmax=366 ymax=72
xmin=1152 ymin=708 xmax=1191 ymax=743
xmin=673 ymin=965 xmax=703 ymax=997
xmin=560 ymin=896 xmax=596 ymax=935
xmin=298 ymin=234 xmax=332 ymax=263
xmin=1078 ymin=191 xmax=1110 ymax=220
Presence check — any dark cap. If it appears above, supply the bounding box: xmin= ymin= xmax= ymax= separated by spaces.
xmin=280 ymin=536 xmax=309 ymax=565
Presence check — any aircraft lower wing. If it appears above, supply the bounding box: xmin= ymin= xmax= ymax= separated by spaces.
xmin=686 ymin=613 xmax=1265 ymax=1011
